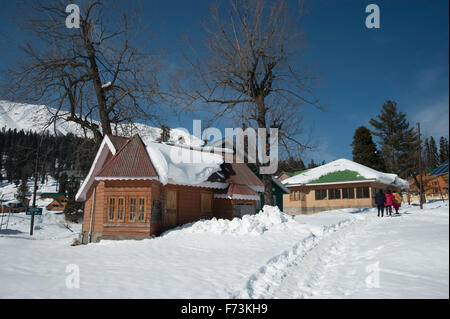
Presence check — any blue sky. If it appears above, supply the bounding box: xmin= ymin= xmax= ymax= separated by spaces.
xmin=0 ymin=0 xmax=448 ymax=163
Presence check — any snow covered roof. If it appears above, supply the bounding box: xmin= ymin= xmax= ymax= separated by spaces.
xmin=76 ymin=134 xmax=267 ymax=202
xmin=145 ymin=142 xmax=224 ymax=186
xmin=282 ymin=159 xmax=409 ymax=189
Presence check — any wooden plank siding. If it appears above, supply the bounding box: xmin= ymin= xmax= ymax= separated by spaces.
xmin=102 ymin=180 xmax=152 ymax=237
xmin=82 ymin=180 xmax=259 ymax=241
xmin=164 ymin=185 xmax=214 ymax=227
xmin=283 ymin=181 xmax=402 ymax=215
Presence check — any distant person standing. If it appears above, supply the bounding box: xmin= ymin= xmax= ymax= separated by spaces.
xmin=392 ymin=190 xmax=402 ymax=214
xmin=385 ymin=190 xmax=394 ymax=216
xmin=375 ymin=189 xmax=386 ymax=217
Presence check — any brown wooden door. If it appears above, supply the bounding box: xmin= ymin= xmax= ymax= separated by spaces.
xmin=165 ymin=189 xmax=178 ymax=228
xmin=201 ymin=192 xmax=212 ymax=217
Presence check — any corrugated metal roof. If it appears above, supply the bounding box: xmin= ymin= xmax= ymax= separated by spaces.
xmin=430 ymin=160 xmax=449 ymax=177
xmin=223 ymin=155 xmax=264 ymax=188
xmin=227 ymin=184 xmax=258 ymax=197
xmin=96 ymin=134 xmax=158 ymax=178
xmin=94 ymin=135 xmax=264 ymax=193
xmin=107 ymin=135 xmax=129 ymax=150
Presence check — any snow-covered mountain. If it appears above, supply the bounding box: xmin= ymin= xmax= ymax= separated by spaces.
xmin=0 ymin=100 xmax=202 ymax=146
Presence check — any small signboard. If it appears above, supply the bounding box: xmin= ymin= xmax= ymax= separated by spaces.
xmin=26 ymin=207 xmax=43 ymax=215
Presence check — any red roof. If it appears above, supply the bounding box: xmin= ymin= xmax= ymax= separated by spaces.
xmin=96 ymin=134 xmax=158 ymax=178
xmin=107 ymin=135 xmax=129 ymax=150
xmin=226 ymin=160 xmax=264 ymax=188
xmin=227 ymin=184 xmax=258 ymax=197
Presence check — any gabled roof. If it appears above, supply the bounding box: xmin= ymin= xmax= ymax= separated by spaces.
xmin=226 ymin=162 xmax=264 ymax=190
xmin=96 ymin=134 xmax=158 ymax=178
xmin=107 ymin=135 xmax=129 ymax=150
xmin=75 ymin=134 xmax=125 ymax=201
xmin=77 ymin=134 xmax=266 ymax=202
xmin=282 ymin=158 xmax=409 ymax=189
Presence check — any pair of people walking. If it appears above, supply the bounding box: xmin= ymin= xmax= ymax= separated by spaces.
xmin=375 ymin=189 xmax=402 ymax=217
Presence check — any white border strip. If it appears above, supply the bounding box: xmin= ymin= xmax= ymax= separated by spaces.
xmin=95 ymin=176 xmax=159 ymax=181
xmin=213 ymin=193 xmax=260 ymax=201
xmin=167 ymin=181 xmax=229 ymax=189
xmin=249 ymin=185 xmax=264 ymax=193
xmin=75 ymin=135 xmax=117 ymax=201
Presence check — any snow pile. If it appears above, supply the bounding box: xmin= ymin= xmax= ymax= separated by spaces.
xmin=283 ymin=158 xmax=409 ymax=188
xmin=164 ymin=205 xmax=295 ymax=236
xmin=146 ymin=142 xmax=223 ymax=185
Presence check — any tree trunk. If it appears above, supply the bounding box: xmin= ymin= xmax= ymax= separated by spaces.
xmin=256 ymin=95 xmax=274 ymax=206
xmin=262 ymin=174 xmax=274 ymax=206
xmin=82 ymin=21 xmax=112 ymax=137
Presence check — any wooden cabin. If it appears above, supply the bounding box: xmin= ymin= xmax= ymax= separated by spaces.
xmin=75 ymin=134 xmax=264 ymax=243
xmin=41 ymin=193 xmax=68 ymax=211
xmin=282 ymin=159 xmax=410 ymax=215
xmin=407 ymin=171 xmax=448 ymax=201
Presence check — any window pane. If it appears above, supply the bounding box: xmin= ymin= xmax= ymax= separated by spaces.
xmin=349 ymin=188 xmax=354 ymax=199
xmin=356 ymin=187 xmax=369 ymax=198
xmin=316 ymin=189 xmax=327 ymax=200
xmin=109 ymin=198 xmax=115 ymax=221
xmin=335 ymin=189 xmax=341 ymax=199
xmin=328 ymin=189 xmax=334 ymax=200
xmin=363 ymin=187 xmax=370 ymax=198
xmin=117 ymin=198 xmax=124 ymax=220
xmin=315 ymin=190 xmax=321 ymax=200
xmin=138 ymin=198 xmax=145 ymax=221
xmin=129 ymin=198 xmax=136 ymax=221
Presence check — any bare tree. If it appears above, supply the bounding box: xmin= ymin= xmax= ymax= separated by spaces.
xmin=174 ymin=0 xmax=321 ymax=205
xmin=1 ymin=0 xmax=161 ymax=144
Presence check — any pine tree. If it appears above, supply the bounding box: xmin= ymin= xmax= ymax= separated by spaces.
xmin=428 ymin=136 xmax=439 ymax=169
xmin=369 ymin=100 xmax=418 ymax=178
xmin=439 ymin=136 xmax=449 ymax=164
xmin=58 ymin=173 xmax=68 ymax=194
xmin=16 ymin=176 xmax=29 ymax=204
xmin=308 ymin=159 xmax=318 ymax=169
xmin=351 ymin=126 xmax=386 ymax=171
xmin=423 ymin=137 xmax=434 ymax=171
xmin=64 ymin=176 xmax=83 ymax=223
xmin=157 ymin=125 xmax=171 ymax=143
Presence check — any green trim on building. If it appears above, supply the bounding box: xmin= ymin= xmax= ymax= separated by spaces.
xmin=307 ymin=170 xmax=370 ymax=184
xmin=40 ymin=192 xmax=66 ymax=200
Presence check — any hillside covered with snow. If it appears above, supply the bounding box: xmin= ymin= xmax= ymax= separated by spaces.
xmin=0 ymin=100 xmax=202 ymax=146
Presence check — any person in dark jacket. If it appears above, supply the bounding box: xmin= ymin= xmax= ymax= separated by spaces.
xmin=375 ymin=189 xmax=386 ymax=217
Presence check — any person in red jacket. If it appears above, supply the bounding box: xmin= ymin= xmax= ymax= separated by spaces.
xmin=385 ymin=190 xmax=394 ymax=216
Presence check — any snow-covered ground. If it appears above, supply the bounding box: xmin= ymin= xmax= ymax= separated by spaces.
xmin=0 ymin=201 xmax=448 ymax=299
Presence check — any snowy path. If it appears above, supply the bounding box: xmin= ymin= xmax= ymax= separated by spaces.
xmin=235 ymin=204 xmax=449 ymax=299
xmin=0 ymin=202 xmax=448 ymax=298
